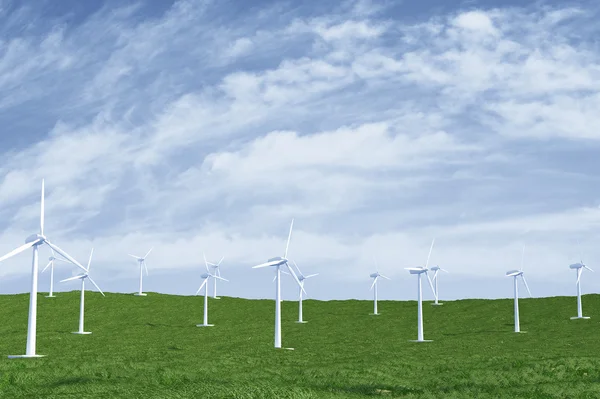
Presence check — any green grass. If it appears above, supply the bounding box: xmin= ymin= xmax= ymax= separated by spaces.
xmin=1 ymin=292 xmax=600 ymax=398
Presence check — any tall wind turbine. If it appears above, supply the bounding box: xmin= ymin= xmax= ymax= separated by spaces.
xmin=60 ymin=248 xmax=105 ymax=334
xmin=569 ymin=251 xmax=593 ymax=320
xmin=430 ymin=265 xmax=449 ymax=306
xmin=128 ymin=247 xmax=153 ymax=296
xmin=292 ymin=260 xmax=318 ymax=323
xmin=42 ymin=248 xmax=72 ymax=298
xmin=405 ymin=238 xmax=437 ymax=343
xmin=369 ymin=266 xmax=390 ymax=316
xmin=252 ymin=219 xmax=306 ymax=349
xmin=505 ymin=246 xmax=532 ymax=333
xmin=206 ymin=256 xmax=225 ymax=299
xmin=0 ymin=179 xmax=87 ymax=358
xmin=196 ymin=253 xmax=229 ymax=327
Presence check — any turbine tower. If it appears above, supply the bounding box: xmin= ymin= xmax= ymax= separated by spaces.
xmin=430 ymin=265 xmax=449 ymax=306
xmin=196 ymin=253 xmax=228 ymax=327
xmin=128 ymin=247 xmax=153 ymax=296
xmin=569 ymin=257 xmax=593 ymax=320
xmin=292 ymin=260 xmax=318 ymax=323
xmin=42 ymin=248 xmax=72 ymax=298
xmin=505 ymin=246 xmax=532 ymax=333
xmin=0 ymin=180 xmax=87 ymax=358
xmin=60 ymin=248 xmax=105 ymax=334
xmin=369 ymin=267 xmax=390 ymax=316
xmin=405 ymin=238 xmax=437 ymax=343
xmin=206 ymin=256 xmax=225 ymax=299
xmin=252 ymin=219 xmax=305 ymax=349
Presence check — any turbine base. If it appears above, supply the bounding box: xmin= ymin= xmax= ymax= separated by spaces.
xmin=196 ymin=324 xmax=214 ymax=327
xmin=212 ymin=296 xmax=221 ymax=299
xmin=369 ymin=313 xmax=380 ymax=316
xmin=45 ymin=295 xmax=56 ymax=298
xmin=570 ymin=316 xmax=590 ymax=320
xmin=134 ymin=293 xmax=147 ymax=296
xmin=72 ymin=332 xmax=92 ymax=335
xmin=295 ymin=321 xmax=308 ymax=323
xmin=8 ymin=354 xmax=45 ymax=359
xmin=431 ymin=303 xmax=444 ymax=306
xmin=409 ymin=339 xmax=433 ymax=343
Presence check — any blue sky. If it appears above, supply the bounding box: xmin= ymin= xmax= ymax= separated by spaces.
xmin=1 ymin=0 xmax=600 ymax=302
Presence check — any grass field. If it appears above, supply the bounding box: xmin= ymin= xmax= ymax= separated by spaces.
xmin=0 ymin=291 xmax=600 ymax=398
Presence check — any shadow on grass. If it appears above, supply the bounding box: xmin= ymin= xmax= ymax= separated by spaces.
xmin=50 ymin=376 xmax=94 ymax=387
xmin=321 ymin=383 xmax=422 ymax=396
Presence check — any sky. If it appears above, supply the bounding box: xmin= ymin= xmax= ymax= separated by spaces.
xmin=1 ymin=0 xmax=600 ymax=303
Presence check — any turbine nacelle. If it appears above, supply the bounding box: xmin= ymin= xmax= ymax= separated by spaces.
xmin=506 ymin=269 xmax=523 ymax=277
xmin=25 ymin=234 xmax=45 ymax=244
xmin=268 ymin=256 xmax=287 ymax=266
xmin=406 ymin=267 xmax=428 ymax=275
xmin=569 ymin=263 xmax=584 ymax=269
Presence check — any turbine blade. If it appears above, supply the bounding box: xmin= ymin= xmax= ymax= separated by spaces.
xmin=87 ymin=276 xmax=105 ymax=297
xmin=440 ymin=268 xmax=449 ymax=273
xmin=304 ymin=273 xmax=319 ymax=279
xmin=584 ymin=265 xmax=594 ymax=272
xmin=521 ymin=275 xmax=532 ymax=297
xmin=86 ymin=248 xmax=94 ymax=272
xmin=195 ymin=279 xmax=207 ymax=295
xmin=144 ymin=247 xmax=154 ymax=259
xmin=128 ymin=254 xmax=141 ymax=260
xmin=285 ymin=262 xmax=306 ymax=295
xmin=426 ymin=272 xmax=437 ymax=299
xmin=370 ymin=277 xmax=378 ymax=290
xmin=60 ymin=274 xmax=84 ymax=283
xmin=40 ymin=179 xmax=45 ymax=236
xmin=576 ymin=267 xmax=582 ymax=285
xmin=425 ymin=238 xmax=435 ymax=269
xmin=252 ymin=260 xmax=281 ymax=268
xmin=292 ymin=260 xmax=303 ymax=277
xmin=378 ymin=273 xmax=390 ymax=280
xmin=217 ymin=256 xmax=224 ymax=266
xmin=203 ymin=252 xmax=209 ymax=272
xmin=284 ymin=219 xmax=294 ymax=258
xmin=45 ymin=241 xmax=87 ymax=272
xmin=214 ymin=275 xmax=228 ymax=282
xmin=143 ymin=260 xmax=149 ymax=276
xmin=42 ymin=261 xmax=53 ymax=273
xmin=0 ymin=240 xmax=39 ymax=263
xmin=272 ymin=275 xmax=277 ymax=283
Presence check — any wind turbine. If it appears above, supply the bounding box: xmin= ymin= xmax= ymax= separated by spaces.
xmin=42 ymin=248 xmax=73 ymax=298
xmin=60 ymin=248 xmax=105 ymax=334
xmin=505 ymin=246 xmax=532 ymax=333
xmin=0 ymin=179 xmax=87 ymax=358
xmin=569 ymin=248 xmax=593 ymax=319
xmin=206 ymin=256 xmax=225 ymax=299
xmin=430 ymin=265 xmax=449 ymax=306
xmin=369 ymin=263 xmax=390 ymax=316
xmin=196 ymin=253 xmax=229 ymax=327
xmin=292 ymin=260 xmax=318 ymax=323
xmin=252 ymin=218 xmax=306 ymax=349
xmin=405 ymin=238 xmax=437 ymax=343
xmin=128 ymin=247 xmax=153 ymax=296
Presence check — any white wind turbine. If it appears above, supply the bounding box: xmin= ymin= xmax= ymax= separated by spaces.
xmin=196 ymin=253 xmax=229 ymax=327
xmin=42 ymin=248 xmax=73 ymax=298
xmin=505 ymin=246 xmax=532 ymax=333
xmin=206 ymin=256 xmax=225 ymax=299
xmin=369 ymin=262 xmax=390 ymax=316
xmin=252 ymin=219 xmax=306 ymax=349
xmin=430 ymin=265 xmax=449 ymax=306
xmin=569 ymin=247 xmax=593 ymax=320
xmin=128 ymin=247 xmax=153 ymax=296
xmin=292 ymin=260 xmax=318 ymax=323
xmin=405 ymin=238 xmax=437 ymax=343
xmin=60 ymin=248 xmax=105 ymax=334
xmin=0 ymin=179 xmax=87 ymax=358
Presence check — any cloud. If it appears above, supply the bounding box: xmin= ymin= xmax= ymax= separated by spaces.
xmin=1 ymin=0 xmax=600 ymax=301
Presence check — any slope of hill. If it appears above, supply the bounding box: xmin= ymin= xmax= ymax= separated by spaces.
xmin=0 ymin=292 xmax=599 ymax=398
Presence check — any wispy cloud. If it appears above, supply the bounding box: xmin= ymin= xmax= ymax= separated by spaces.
xmin=0 ymin=0 xmax=599 ymax=301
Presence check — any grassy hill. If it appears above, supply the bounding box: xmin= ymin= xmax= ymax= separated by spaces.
xmin=0 ymin=292 xmax=600 ymax=398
